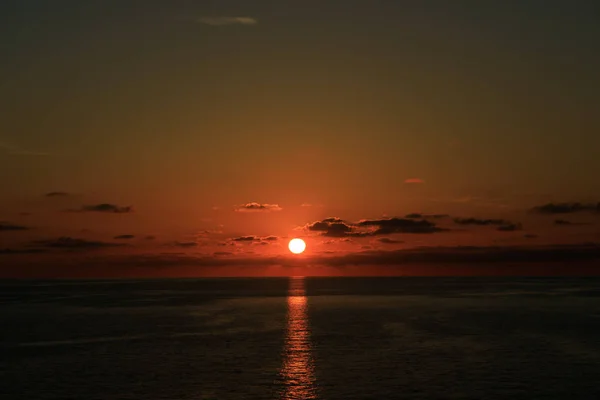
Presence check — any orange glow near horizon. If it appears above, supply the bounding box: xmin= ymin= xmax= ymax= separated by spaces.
xmin=279 ymin=277 xmax=317 ymax=399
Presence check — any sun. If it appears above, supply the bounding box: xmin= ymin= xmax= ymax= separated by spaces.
xmin=288 ymin=238 xmax=306 ymax=254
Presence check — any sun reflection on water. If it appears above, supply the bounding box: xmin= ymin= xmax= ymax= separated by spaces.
xmin=279 ymin=277 xmax=317 ymax=400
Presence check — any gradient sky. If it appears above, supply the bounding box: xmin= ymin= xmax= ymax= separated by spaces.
xmin=1 ymin=1 xmax=600 ymax=277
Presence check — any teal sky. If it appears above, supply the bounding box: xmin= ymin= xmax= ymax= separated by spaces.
xmin=1 ymin=1 xmax=599 ymax=276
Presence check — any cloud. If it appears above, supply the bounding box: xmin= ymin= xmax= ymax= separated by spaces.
xmin=0 ymin=248 xmax=47 ymax=255
xmin=70 ymin=204 xmax=133 ymax=213
xmin=231 ymin=235 xmax=279 ymax=243
xmin=554 ymin=219 xmax=589 ymax=226
xmin=233 ymin=236 xmax=259 ymax=242
xmin=197 ymin=16 xmax=257 ymax=26
xmin=531 ymin=202 xmax=600 ymax=214
xmin=555 ymin=219 xmax=573 ymax=225
xmin=45 ymin=191 xmax=70 ymax=197
xmin=404 ymin=178 xmax=424 ymax=184
xmin=305 ymin=216 xmax=446 ymax=237
xmin=234 ymin=203 xmax=282 ymax=212
xmin=174 ymin=242 xmax=198 ymax=248
xmin=114 ymin=234 xmax=135 ymax=239
xmin=306 ymin=218 xmax=365 ymax=237
xmin=454 ymin=217 xmax=509 ymax=226
xmin=31 ymin=237 xmax=125 ymax=249
xmin=497 ymin=223 xmax=522 ymax=232
xmin=524 ymin=234 xmax=539 ymax=239
xmin=0 ymin=222 xmax=29 ymax=231
xmin=358 ymin=218 xmax=445 ymax=234
xmin=145 ymin=235 xmax=156 ymax=240
xmin=377 ymin=238 xmax=404 ymax=244
xmin=0 ymin=141 xmax=51 ymax=156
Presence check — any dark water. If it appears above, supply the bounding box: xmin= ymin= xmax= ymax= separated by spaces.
xmin=2 ymin=277 xmax=600 ymax=399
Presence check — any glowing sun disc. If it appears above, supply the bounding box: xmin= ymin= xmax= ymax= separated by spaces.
xmin=288 ymin=238 xmax=306 ymax=254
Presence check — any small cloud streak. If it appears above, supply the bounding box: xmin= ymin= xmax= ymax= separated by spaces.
xmin=497 ymin=223 xmax=522 ymax=232
xmin=45 ymin=192 xmax=70 ymax=197
xmin=358 ymin=218 xmax=445 ymax=234
xmin=32 ymin=237 xmax=125 ymax=249
xmin=404 ymin=178 xmax=424 ymax=184
xmin=231 ymin=235 xmax=279 ymax=243
xmin=531 ymin=202 xmax=600 ymax=214
xmin=70 ymin=204 xmax=133 ymax=214
xmin=197 ymin=16 xmax=257 ymax=26
xmin=174 ymin=242 xmax=198 ymax=248
xmin=234 ymin=203 xmax=282 ymax=212
xmin=454 ymin=218 xmax=509 ymax=226
xmin=0 ymin=222 xmax=29 ymax=231
xmin=114 ymin=234 xmax=135 ymax=240
xmin=0 ymin=141 xmax=51 ymax=156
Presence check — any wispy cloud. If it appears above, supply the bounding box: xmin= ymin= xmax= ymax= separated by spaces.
xmin=31 ymin=237 xmax=126 ymax=249
xmin=197 ymin=16 xmax=257 ymax=26
xmin=69 ymin=204 xmax=133 ymax=214
xmin=531 ymin=202 xmax=600 ymax=214
xmin=114 ymin=235 xmax=135 ymax=240
xmin=404 ymin=178 xmax=424 ymax=184
xmin=0 ymin=141 xmax=51 ymax=156
xmin=0 ymin=222 xmax=29 ymax=231
xmin=231 ymin=235 xmax=279 ymax=243
xmin=45 ymin=192 xmax=70 ymax=197
xmin=234 ymin=203 xmax=282 ymax=212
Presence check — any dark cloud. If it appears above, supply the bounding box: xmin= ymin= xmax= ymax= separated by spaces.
xmin=454 ymin=218 xmax=508 ymax=226
xmin=358 ymin=218 xmax=445 ymax=234
xmin=531 ymin=202 xmax=600 ymax=214
xmin=233 ymin=236 xmax=259 ymax=241
xmin=524 ymin=234 xmax=539 ymax=239
xmin=174 ymin=242 xmax=198 ymax=248
xmin=378 ymin=238 xmax=404 ymax=244
xmin=32 ymin=237 xmax=126 ymax=249
xmin=497 ymin=223 xmax=523 ymax=232
xmin=555 ymin=219 xmax=573 ymax=225
xmin=19 ymin=212 xmax=32 ymax=216
xmin=114 ymin=234 xmax=135 ymax=239
xmin=232 ymin=235 xmax=279 ymax=243
xmin=0 ymin=248 xmax=47 ymax=255
xmin=306 ymin=216 xmax=445 ymax=237
xmin=145 ymin=235 xmax=156 ymax=240
xmin=70 ymin=204 xmax=133 ymax=213
xmin=306 ymin=218 xmax=366 ymax=237
xmin=0 ymin=222 xmax=29 ymax=231
xmin=45 ymin=192 xmax=70 ymax=197
xmin=234 ymin=202 xmax=282 ymax=212
xmin=554 ymin=219 xmax=589 ymax=226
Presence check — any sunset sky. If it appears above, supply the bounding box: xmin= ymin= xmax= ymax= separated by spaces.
xmin=1 ymin=1 xmax=600 ymax=277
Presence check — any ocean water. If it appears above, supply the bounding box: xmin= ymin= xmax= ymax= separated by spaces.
xmin=1 ymin=277 xmax=600 ymax=399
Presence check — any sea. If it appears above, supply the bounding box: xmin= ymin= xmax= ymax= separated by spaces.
xmin=1 ymin=277 xmax=600 ymax=399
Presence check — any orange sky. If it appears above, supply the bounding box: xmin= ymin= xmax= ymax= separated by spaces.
xmin=1 ymin=1 xmax=600 ymax=277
